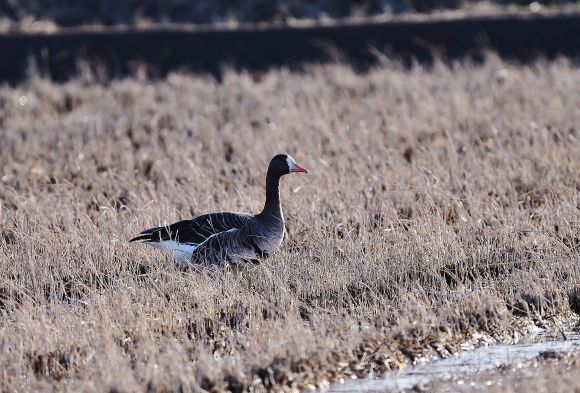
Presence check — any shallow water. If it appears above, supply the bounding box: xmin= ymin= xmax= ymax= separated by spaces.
xmin=327 ymin=329 xmax=580 ymax=392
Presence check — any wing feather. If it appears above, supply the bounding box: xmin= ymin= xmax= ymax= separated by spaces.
xmin=190 ymin=228 xmax=258 ymax=265
xmin=130 ymin=212 xmax=251 ymax=244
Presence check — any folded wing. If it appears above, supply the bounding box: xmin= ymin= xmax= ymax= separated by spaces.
xmin=190 ymin=227 xmax=260 ymax=266
xmin=129 ymin=212 xmax=251 ymax=245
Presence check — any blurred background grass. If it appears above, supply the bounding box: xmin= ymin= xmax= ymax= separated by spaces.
xmin=1 ymin=0 xmax=578 ymax=30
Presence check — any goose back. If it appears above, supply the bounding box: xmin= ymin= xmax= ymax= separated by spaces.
xmin=130 ymin=211 xmax=251 ymax=245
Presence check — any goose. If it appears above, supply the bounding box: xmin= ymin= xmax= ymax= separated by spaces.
xmin=130 ymin=154 xmax=309 ymax=265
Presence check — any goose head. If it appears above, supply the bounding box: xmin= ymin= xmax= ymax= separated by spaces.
xmin=269 ymin=154 xmax=309 ymax=176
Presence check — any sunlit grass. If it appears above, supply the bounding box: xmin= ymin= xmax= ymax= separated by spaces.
xmin=0 ymin=55 xmax=578 ymax=391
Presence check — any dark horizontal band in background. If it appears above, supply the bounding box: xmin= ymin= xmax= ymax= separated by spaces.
xmin=0 ymin=13 xmax=579 ymax=82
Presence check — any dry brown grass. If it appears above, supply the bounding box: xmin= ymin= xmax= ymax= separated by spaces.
xmin=0 ymin=55 xmax=579 ymax=392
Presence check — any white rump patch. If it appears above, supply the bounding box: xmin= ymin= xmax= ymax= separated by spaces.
xmin=286 ymin=155 xmax=296 ymax=171
xmin=148 ymin=240 xmax=197 ymax=263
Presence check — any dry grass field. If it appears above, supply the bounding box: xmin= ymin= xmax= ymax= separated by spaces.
xmin=0 ymin=55 xmax=579 ymax=392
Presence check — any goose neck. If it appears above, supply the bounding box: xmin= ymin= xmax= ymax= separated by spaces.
xmin=260 ymin=169 xmax=282 ymax=218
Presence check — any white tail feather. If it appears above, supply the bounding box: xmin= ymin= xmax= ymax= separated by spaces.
xmin=147 ymin=240 xmax=197 ymax=263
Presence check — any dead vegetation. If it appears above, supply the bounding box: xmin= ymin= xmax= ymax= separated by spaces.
xmin=0 ymin=55 xmax=579 ymax=391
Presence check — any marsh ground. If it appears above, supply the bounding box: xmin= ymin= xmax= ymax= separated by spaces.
xmin=428 ymin=350 xmax=580 ymax=393
xmin=0 ymin=55 xmax=579 ymax=392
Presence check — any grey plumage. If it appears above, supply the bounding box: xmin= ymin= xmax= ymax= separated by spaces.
xmin=130 ymin=154 xmax=308 ymax=266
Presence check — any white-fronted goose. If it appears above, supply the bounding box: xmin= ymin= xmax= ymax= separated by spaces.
xmin=130 ymin=154 xmax=309 ymax=265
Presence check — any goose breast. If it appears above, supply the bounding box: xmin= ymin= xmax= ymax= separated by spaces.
xmin=249 ymin=217 xmax=285 ymax=257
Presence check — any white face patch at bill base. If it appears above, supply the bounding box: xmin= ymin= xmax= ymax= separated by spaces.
xmin=286 ymin=155 xmax=297 ymax=172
